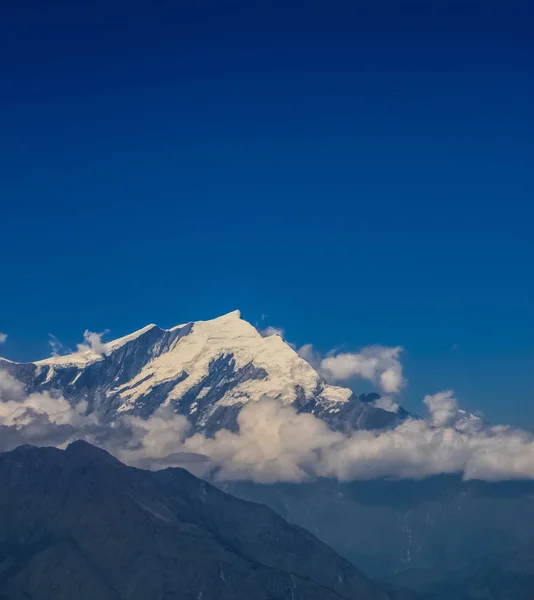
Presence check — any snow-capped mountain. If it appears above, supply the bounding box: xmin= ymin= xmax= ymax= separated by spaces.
xmin=0 ymin=311 xmax=406 ymax=435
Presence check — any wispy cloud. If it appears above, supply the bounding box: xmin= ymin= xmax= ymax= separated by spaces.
xmin=0 ymin=333 xmax=7 ymax=345
xmin=371 ymin=395 xmax=400 ymax=413
xmin=120 ymin=393 xmax=534 ymax=484
xmin=76 ymin=329 xmax=109 ymax=356
xmin=297 ymin=343 xmax=322 ymax=369
xmin=259 ymin=326 xmax=285 ymax=338
xmin=49 ymin=334 xmax=72 ymax=357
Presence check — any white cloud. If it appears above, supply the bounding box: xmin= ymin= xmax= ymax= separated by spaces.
xmin=184 ymin=399 xmax=342 ymax=483
xmin=0 ymin=333 xmax=7 ymax=345
xmin=119 ymin=406 xmax=192 ymax=466
xmin=0 ymin=369 xmax=94 ymax=450
xmin=77 ymin=330 xmax=109 ymax=356
xmin=317 ymin=401 xmax=534 ymax=483
xmin=319 ymin=345 xmax=405 ymax=394
xmin=0 ymin=369 xmax=26 ymax=402
xmin=424 ymin=390 xmax=459 ymax=427
xmin=0 ymin=391 xmax=87 ymax=429
xmin=372 ymin=395 xmax=400 ymax=413
xmin=106 ymin=388 xmax=534 ymax=484
xmin=124 ymin=391 xmax=534 ymax=484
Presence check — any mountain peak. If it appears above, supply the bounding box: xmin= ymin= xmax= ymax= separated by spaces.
xmin=217 ymin=309 xmax=242 ymax=320
xmin=5 ymin=311 xmax=405 ymax=437
xmin=105 ymin=323 xmax=159 ymax=351
xmin=0 ymin=441 xmax=386 ymax=600
xmin=67 ymin=438 xmax=109 ymax=454
xmin=66 ymin=439 xmax=122 ymax=466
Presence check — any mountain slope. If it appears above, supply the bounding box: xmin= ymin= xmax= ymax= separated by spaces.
xmin=389 ymin=540 xmax=534 ymax=599
xmin=224 ymin=476 xmax=534 ymax=580
xmin=0 ymin=311 xmax=405 ymax=435
xmin=0 ymin=441 xmax=387 ymax=600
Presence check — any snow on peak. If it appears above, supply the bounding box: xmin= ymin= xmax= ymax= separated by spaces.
xmin=105 ymin=324 xmax=159 ymax=351
xmin=35 ymin=324 xmax=159 ymax=368
xmin=7 ymin=311 xmax=354 ymax=420
xmin=35 ymin=349 xmax=102 ymax=368
xmin=218 ymin=309 xmax=242 ymax=320
xmin=114 ymin=311 xmax=351 ymax=412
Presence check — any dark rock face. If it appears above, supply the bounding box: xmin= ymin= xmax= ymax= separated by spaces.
xmin=0 ymin=442 xmax=387 ymax=600
xmin=171 ymin=354 xmax=269 ymax=436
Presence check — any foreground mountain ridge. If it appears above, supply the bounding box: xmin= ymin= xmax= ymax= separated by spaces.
xmin=0 ymin=310 xmax=405 ymax=435
xmin=0 ymin=440 xmax=387 ymax=600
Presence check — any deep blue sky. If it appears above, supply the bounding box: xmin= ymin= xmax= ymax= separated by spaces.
xmin=1 ymin=1 xmax=532 ymax=424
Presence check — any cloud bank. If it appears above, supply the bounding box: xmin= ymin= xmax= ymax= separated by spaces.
xmin=178 ymin=395 xmax=534 ymax=483
xmin=2 ymin=364 xmax=533 ymax=484
xmin=0 ymin=370 xmax=94 ymax=451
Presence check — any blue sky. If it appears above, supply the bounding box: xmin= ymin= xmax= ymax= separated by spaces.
xmin=1 ymin=0 xmax=532 ymax=425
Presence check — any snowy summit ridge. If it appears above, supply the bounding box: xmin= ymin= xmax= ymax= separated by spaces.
xmin=0 ymin=311 xmax=405 ymax=435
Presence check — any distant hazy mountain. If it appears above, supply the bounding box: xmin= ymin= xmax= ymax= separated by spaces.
xmin=0 ymin=441 xmax=387 ymax=600
xmin=224 ymin=476 xmax=534 ymax=584
xmin=388 ymin=540 xmax=534 ymax=599
xmin=0 ymin=310 xmax=406 ymax=436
